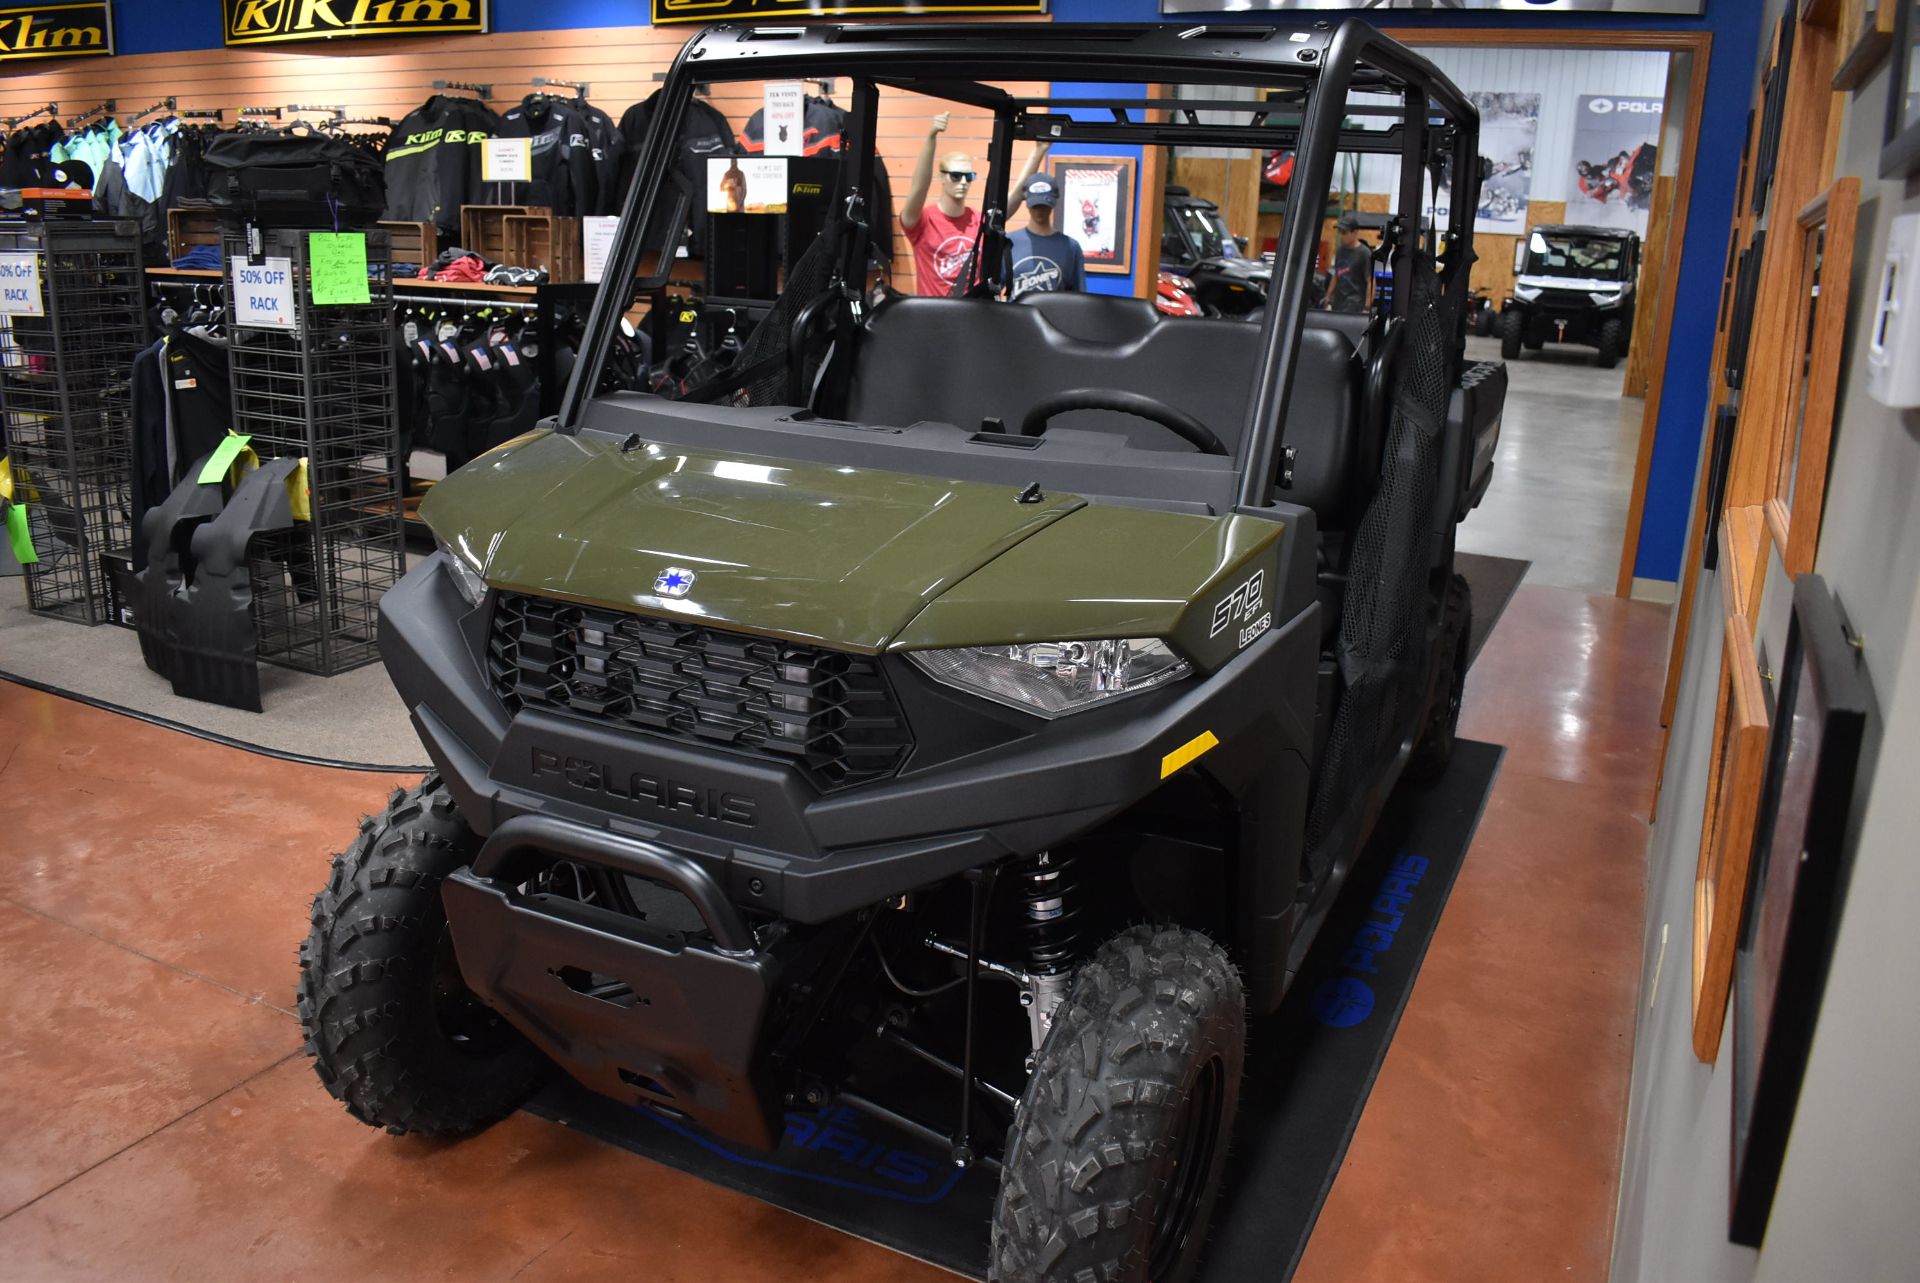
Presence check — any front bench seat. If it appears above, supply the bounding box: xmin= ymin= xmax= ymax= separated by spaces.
xmin=847 ymin=295 xmax=1376 ymax=527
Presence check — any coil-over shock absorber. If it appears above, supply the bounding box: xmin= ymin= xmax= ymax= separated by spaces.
xmin=1015 ymin=850 xmax=1082 ymax=1051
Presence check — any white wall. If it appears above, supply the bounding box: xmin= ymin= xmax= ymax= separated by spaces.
xmin=1609 ymin=17 xmax=1920 ymax=1281
xmin=1351 ymin=46 xmax=1670 ymax=199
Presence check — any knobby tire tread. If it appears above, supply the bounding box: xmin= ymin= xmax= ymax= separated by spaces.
xmin=297 ymin=774 xmax=548 ymax=1138
xmin=991 ymin=925 xmax=1245 ymax=1283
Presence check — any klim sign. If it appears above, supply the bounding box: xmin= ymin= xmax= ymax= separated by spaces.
xmin=222 ymin=0 xmax=489 ymax=46
xmin=0 ymin=2 xmax=113 ymax=63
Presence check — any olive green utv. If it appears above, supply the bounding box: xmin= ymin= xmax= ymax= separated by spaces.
xmin=298 ymin=20 xmax=1503 ymax=1283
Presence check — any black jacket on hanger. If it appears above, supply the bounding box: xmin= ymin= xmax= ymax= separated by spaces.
xmin=383 ymin=95 xmax=501 ymax=236
xmin=618 ymin=90 xmax=735 ymax=258
xmin=494 ymin=96 xmax=600 ymax=216
xmin=577 ymin=101 xmax=625 ymax=216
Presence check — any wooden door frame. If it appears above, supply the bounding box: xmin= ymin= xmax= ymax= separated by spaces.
xmin=1385 ymin=27 xmax=1714 ymax=601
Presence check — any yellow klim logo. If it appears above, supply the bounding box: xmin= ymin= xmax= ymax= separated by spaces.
xmin=0 ymin=2 xmax=113 ymax=62
xmin=222 ymin=0 xmax=489 ymax=46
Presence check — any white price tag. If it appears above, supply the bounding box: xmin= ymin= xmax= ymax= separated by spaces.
xmin=231 ymin=257 xmax=297 ymax=330
xmin=482 ymin=137 xmax=532 ymax=183
xmin=763 ymin=81 xmax=805 ymax=157
xmin=0 ymin=253 xmax=44 ymax=317
xmin=583 ymin=216 xmax=619 ymax=283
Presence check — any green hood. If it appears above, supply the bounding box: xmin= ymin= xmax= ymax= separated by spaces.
xmin=424 ymin=431 xmax=1281 ymax=665
xmin=421 ymin=431 xmax=1086 ymax=653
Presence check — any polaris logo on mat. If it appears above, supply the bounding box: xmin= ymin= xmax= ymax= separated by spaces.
xmin=638 ymin=1102 xmax=967 ymax=1204
xmin=1310 ymin=852 xmax=1429 ymax=1029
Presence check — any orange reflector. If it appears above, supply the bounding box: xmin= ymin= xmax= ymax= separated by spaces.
xmin=1160 ymin=730 xmax=1220 ymax=779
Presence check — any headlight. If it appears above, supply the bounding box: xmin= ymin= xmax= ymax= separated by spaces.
xmin=1589 ymin=291 xmax=1623 ymax=306
xmin=1166 ymin=274 xmax=1197 ymax=293
xmin=436 ymin=538 xmax=489 ymax=606
xmin=1514 ymin=284 xmax=1542 ymax=301
xmin=907 ymin=639 xmax=1190 ymax=718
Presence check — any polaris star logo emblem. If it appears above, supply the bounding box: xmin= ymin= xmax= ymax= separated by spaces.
xmin=655 ymin=566 xmax=696 ymax=598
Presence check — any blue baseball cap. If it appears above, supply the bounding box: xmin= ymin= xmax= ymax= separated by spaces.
xmin=1024 ymin=176 xmax=1058 ymax=207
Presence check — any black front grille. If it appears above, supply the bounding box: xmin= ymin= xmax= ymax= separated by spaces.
xmin=488 ymin=593 xmax=912 ymax=792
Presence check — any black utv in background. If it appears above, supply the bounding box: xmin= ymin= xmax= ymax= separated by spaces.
xmin=1499 ymin=224 xmax=1641 ymax=368
xmin=1161 ymin=186 xmax=1269 ymax=316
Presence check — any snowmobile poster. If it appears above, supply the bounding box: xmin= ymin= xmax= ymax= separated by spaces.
xmin=1466 ymin=91 xmax=1538 ymax=236
xmin=1568 ymin=94 xmax=1662 ymax=234
xmin=1051 ymin=155 xmax=1135 ymax=274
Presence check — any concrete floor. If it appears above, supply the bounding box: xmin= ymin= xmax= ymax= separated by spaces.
xmin=0 ymin=582 xmax=1667 ymax=1282
xmin=1456 ymin=334 xmax=1646 ymax=597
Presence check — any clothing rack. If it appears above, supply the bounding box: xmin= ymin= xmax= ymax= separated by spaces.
xmin=177 ymin=107 xmax=226 ymax=122
xmin=0 ymin=103 xmax=59 ymax=129
xmin=238 ymin=106 xmax=283 ymax=123
xmin=432 ymin=80 xmax=494 ymax=100
xmin=128 ymin=97 xmax=177 ymax=125
xmin=332 ymin=117 xmax=394 ymax=132
xmin=284 ymin=104 xmax=345 ymax=124
xmin=531 ymin=77 xmax=590 ymax=100
xmin=64 ymin=100 xmax=116 ymax=130
xmin=652 ymin=71 xmax=710 ymax=97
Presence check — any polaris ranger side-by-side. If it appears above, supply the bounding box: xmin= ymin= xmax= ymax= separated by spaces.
xmin=299 ymin=22 xmax=1504 ymax=1283
xmin=1499 ymin=223 xmax=1641 ymax=367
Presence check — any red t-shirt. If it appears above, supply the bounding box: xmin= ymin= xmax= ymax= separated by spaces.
xmin=904 ymin=204 xmax=981 ymax=296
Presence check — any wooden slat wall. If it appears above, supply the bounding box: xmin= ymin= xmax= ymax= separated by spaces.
xmin=0 ymin=24 xmax=1044 ymax=291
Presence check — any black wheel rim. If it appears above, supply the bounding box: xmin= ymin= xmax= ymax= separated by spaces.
xmin=1147 ymin=1053 xmax=1226 ymax=1279
xmin=429 ymin=925 xmax=517 ymax=1056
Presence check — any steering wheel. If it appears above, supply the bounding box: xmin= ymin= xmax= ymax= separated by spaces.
xmin=1019 ymin=388 xmax=1228 ymax=456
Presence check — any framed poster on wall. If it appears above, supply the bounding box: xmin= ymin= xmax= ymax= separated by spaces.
xmin=1051 ymin=156 xmax=1135 ymax=275
xmin=1729 ymin=574 xmax=1872 ymax=1247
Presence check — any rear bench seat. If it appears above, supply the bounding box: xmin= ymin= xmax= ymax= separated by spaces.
xmin=846 ymin=293 xmax=1378 ymax=527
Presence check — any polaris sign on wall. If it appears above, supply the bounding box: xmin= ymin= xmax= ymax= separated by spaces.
xmin=1568 ymin=93 xmax=1663 ymax=234
xmin=1163 ymin=1 xmax=1703 ymax=13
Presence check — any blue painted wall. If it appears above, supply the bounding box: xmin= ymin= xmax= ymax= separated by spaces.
xmin=107 ymin=0 xmax=1758 ymax=581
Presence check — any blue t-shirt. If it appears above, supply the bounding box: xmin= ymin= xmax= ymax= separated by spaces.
xmin=1006 ymin=227 xmax=1086 ymax=298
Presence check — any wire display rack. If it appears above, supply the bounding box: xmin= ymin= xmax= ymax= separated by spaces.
xmin=0 ymin=217 xmax=144 ymax=624
xmin=223 ymin=227 xmax=401 ymax=676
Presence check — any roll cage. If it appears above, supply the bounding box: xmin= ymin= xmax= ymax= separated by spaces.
xmin=563 ymin=19 xmax=1482 ymax=513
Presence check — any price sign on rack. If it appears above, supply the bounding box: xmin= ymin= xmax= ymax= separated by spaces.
xmin=232 ymin=257 xmax=297 ymax=329
xmin=482 ymin=138 xmax=533 ymax=184
xmin=0 ymin=253 xmax=45 ymax=316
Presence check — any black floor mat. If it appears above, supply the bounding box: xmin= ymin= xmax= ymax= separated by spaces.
xmin=1457 ymin=552 xmax=1529 ymax=667
xmin=525 ymin=741 xmax=1503 ymax=1280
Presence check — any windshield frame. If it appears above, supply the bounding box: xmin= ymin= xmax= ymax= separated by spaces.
xmin=562 ymin=20 xmax=1481 ymax=512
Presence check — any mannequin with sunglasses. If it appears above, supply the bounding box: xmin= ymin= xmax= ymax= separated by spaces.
xmin=901 ymin=111 xmax=1048 ymax=295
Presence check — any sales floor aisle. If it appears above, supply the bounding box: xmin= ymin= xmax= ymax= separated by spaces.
xmin=0 ymin=584 xmax=1668 ymax=1283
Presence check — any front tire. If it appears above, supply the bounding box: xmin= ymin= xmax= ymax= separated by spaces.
xmin=991 ymin=925 xmax=1245 ymax=1283
xmin=1595 ymin=318 xmax=1626 ymax=369
xmin=1499 ymin=308 xmax=1524 ymax=361
xmin=298 ymin=775 xmax=551 ymax=1136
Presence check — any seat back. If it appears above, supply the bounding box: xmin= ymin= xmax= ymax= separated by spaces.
xmin=847 ymin=295 xmax=1376 ymax=525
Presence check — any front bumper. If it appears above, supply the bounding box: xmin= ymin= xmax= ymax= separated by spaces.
xmin=384 ymin=554 xmax=1315 ymax=926
xmin=384 ymin=554 xmax=1315 ymax=1147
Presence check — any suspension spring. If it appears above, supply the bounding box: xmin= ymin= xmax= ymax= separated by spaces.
xmin=1015 ymin=851 xmax=1082 ymax=1054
